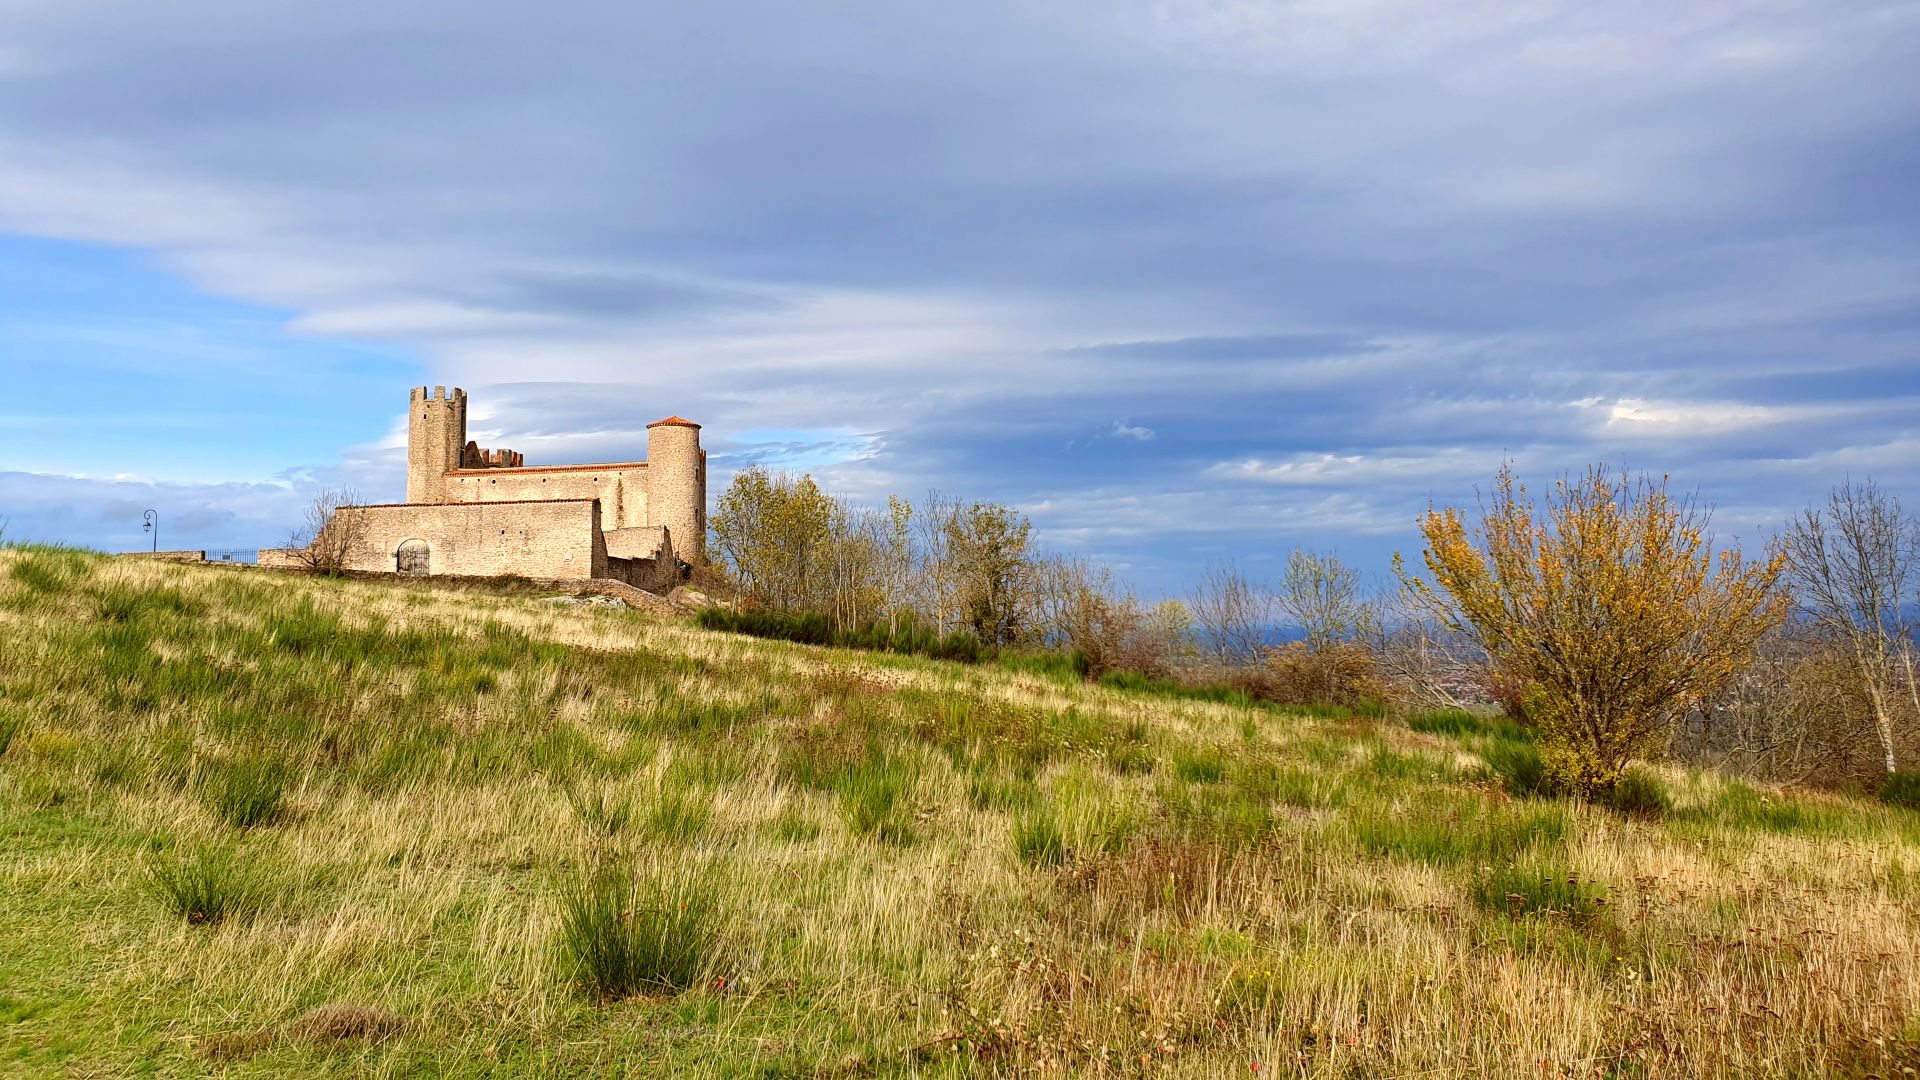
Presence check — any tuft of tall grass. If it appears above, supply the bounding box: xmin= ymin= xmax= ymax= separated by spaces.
xmin=1473 ymin=857 xmax=1609 ymax=923
xmin=556 ymin=864 xmax=720 ymax=1001
xmin=1097 ymin=669 xmax=1256 ymax=708
xmin=143 ymin=845 xmax=267 ymax=925
xmin=1012 ymin=810 xmax=1067 ymax=867
xmin=996 ymin=649 xmax=1090 ymax=685
xmin=201 ymin=755 xmax=291 ymax=828
xmin=1171 ymin=747 xmax=1227 ymax=784
xmin=1482 ymin=739 xmax=1553 ymax=798
xmin=566 ymin=785 xmax=636 ymax=838
xmin=641 ymin=788 xmax=713 ymax=842
xmin=0 ymin=709 xmax=22 ymax=759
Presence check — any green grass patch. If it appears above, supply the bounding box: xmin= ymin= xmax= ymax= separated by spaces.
xmin=1352 ymin=796 xmax=1570 ymax=866
xmin=200 ymin=755 xmax=291 ymax=829
xmin=1482 ymin=739 xmax=1553 ymax=798
xmin=1012 ymin=810 xmax=1068 ymax=867
xmin=1408 ymin=709 xmax=1528 ymax=742
xmin=1097 ymin=669 xmax=1256 ymax=708
xmin=142 ymin=844 xmax=268 ymax=925
xmin=1171 ymin=747 xmax=1227 ymax=784
xmin=0 ymin=709 xmax=22 ymax=759
xmin=556 ymin=863 xmax=721 ymax=1001
xmin=695 ymin=607 xmax=988 ymax=663
xmin=1472 ymin=857 xmax=1609 ymax=921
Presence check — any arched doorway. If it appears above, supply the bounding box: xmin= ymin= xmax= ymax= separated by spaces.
xmin=396 ymin=539 xmax=431 ymax=575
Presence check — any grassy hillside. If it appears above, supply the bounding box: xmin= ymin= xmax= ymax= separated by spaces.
xmin=2 ymin=547 xmax=1917 ymax=1078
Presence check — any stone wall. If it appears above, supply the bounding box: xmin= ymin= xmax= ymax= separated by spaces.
xmin=444 ymin=464 xmax=650 ymax=530
xmin=120 ymin=550 xmax=208 ymax=562
xmin=329 ymin=499 xmax=606 ymax=579
xmin=603 ymin=526 xmax=677 ymax=590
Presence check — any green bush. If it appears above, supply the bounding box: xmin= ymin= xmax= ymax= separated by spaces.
xmin=1882 ymin=770 xmax=1920 ymax=811
xmin=1606 ymin=767 xmax=1672 ymax=818
xmin=556 ymin=865 xmax=719 ymax=1001
xmin=143 ymin=846 xmax=266 ymax=925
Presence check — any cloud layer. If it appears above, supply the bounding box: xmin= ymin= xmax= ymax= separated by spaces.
xmin=2 ymin=0 xmax=1917 ymax=589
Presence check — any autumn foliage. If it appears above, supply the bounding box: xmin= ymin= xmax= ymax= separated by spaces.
xmin=1402 ymin=464 xmax=1790 ymax=797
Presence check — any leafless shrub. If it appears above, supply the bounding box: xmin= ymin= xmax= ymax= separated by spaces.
xmin=1369 ymin=584 xmax=1487 ymax=710
xmin=1187 ymin=560 xmax=1269 ymax=665
xmin=285 ymin=488 xmax=364 ymax=575
xmin=1675 ymin=622 xmax=1871 ymax=786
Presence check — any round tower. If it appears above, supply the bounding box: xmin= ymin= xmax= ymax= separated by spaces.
xmin=646 ymin=416 xmax=705 ymax=563
xmin=407 ymin=386 xmax=467 ymax=504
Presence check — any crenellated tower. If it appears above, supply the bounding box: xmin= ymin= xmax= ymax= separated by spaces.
xmin=646 ymin=416 xmax=706 ymax=563
xmin=407 ymin=386 xmax=467 ymax=503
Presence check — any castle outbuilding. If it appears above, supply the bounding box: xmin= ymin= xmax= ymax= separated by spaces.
xmin=261 ymin=386 xmax=705 ymax=589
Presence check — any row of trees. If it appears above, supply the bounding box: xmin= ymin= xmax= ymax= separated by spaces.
xmin=706 ymin=463 xmax=1920 ymax=799
xmin=708 ymin=469 xmax=1040 ymax=645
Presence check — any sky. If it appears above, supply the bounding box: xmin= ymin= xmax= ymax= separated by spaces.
xmin=1 ymin=0 xmax=1917 ymax=593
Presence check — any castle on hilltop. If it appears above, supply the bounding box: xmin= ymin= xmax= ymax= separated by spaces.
xmin=260 ymin=386 xmax=705 ymax=589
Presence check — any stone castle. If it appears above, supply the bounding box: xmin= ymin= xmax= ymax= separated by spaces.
xmin=261 ymin=386 xmax=705 ymax=589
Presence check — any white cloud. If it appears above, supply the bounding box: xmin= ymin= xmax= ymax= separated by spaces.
xmin=1111 ymin=420 xmax=1155 ymax=441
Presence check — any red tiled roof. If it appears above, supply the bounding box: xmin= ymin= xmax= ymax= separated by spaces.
xmin=647 ymin=416 xmax=701 ymax=429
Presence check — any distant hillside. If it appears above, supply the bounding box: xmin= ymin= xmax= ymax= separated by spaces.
xmin=1 ymin=547 xmax=1917 ymax=1078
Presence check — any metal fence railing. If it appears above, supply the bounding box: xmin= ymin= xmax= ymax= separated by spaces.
xmin=203 ymin=549 xmax=258 ymax=564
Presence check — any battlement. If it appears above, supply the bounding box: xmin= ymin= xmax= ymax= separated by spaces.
xmin=411 ymin=385 xmax=469 ymax=405
xmin=460 ymin=441 xmax=525 ymax=469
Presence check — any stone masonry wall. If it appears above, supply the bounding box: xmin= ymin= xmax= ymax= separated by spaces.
xmin=444 ymin=465 xmax=650 ymax=530
xmin=406 ymin=386 xmax=466 ymax=504
xmin=645 ymin=419 xmax=704 ymax=563
xmin=332 ymin=499 xmax=606 ymax=579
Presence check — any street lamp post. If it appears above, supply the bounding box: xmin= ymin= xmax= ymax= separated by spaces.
xmin=142 ymin=509 xmax=158 ymax=553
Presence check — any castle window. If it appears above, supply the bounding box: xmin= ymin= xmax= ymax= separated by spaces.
xmin=396 ymin=539 xmax=430 ymax=575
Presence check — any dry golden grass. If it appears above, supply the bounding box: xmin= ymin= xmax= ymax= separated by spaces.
xmin=0 ymin=547 xmax=1917 ymax=1077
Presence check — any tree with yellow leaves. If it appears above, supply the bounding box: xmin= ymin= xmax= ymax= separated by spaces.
xmin=1399 ymin=464 xmax=1790 ymax=798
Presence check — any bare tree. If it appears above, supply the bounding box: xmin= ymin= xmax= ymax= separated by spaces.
xmin=1780 ymin=478 xmax=1919 ymax=775
xmin=1369 ymin=583 xmax=1483 ymax=710
xmin=1273 ymin=548 xmax=1377 ymax=650
xmin=286 ymin=488 xmax=365 ymax=575
xmin=1676 ymin=622 xmax=1864 ymax=784
xmin=1187 ymin=560 xmax=1269 ymax=665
